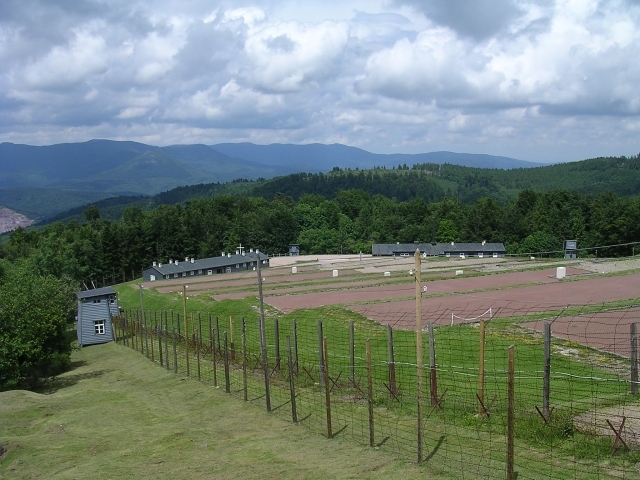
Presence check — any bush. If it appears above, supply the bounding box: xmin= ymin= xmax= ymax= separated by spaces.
xmin=0 ymin=260 xmax=76 ymax=389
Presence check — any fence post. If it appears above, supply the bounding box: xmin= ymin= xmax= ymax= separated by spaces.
xmin=158 ymin=312 xmax=163 ymax=367
xmin=349 ymin=321 xmax=355 ymax=386
xmin=210 ymin=319 xmax=217 ymax=388
xmin=543 ymin=322 xmax=551 ymax=414
xmin=366 ymin=338 xmax=374 ymax=447
xmin=387 ymin=325 xmax=396 ymax=397
xmin=242 ymin=318 xmax=248 ymax=401
xmin=428 ymin=322 xmax=438 ymax=407
xmin=139 ymin=285 xmax=149 ymax=358
xmin=415 ymin=249 xmax=424 ymax=463
xmin=197 ymin=312 xmax=202 ymax=381
xmin=293 ymin=319 xmax=299 ymax=375
xmin=632 ymin=323 xmax=638 ymax=395
xmin=224 ymin=332 xmax=231 ymax=394
xmin=229 ymin=316 xmax=235 ymax=361
xmin=318 ymin=321 xmax=325 ymax=384
xmin=507 ymin=345 xmax=515 ymax=480
xmin=182 ymin=286 xmax=189 ymax=377
xmin=172 ymin=328 xmax=178 ymax=374
xmin=274 ymin=318 xmax=280 ymax=372
xmin=323 ymin=336 xmax=332 ymax=439
xmin=135 ymin=311 xmax=139 ymax=352
xmin=287 ymin=336 xmax=298 ymax=423
xmin=215 ymin=316 xmax=221 ymax=355
xmin=257 ymin=257 xmax=271 ymax=412
xmin=164 ymin=315 xmax=170 ymax=371
xmin=478 ymin=319 xmax=486 ymax=416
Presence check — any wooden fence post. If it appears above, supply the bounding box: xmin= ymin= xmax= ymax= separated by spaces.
xmin=215 ymin=316 xmax=221 ymax=355
xmin=387 ymin=324 xmax=396 ymax=397
xmin=631 ymin=323 xmax=638 ymax=395
xmin=257 ymin=258 xmax=271 ymax=412
xmin=287 ymin=336 xmax=298 ymax=423
xmin=182 ymin=286 xmax=189 ymax=377
xmin=210 ymin=319 xmax=217 ymax=388
xmin=366 ymin=338 xmax=374 ymax=447
xmin=543 ymin=322 xmax=551 ymax=414
xmin=349 ymin=321 xmax=355 ymax=387
xmin=428 ymin=322 xmax=438 ymax=407
xmin=323 ymin=336 xmax=332 ymax=439
xmin=274 ymin=318 xmax=280 ymax=372
xmin=415 ymin=249 xmax=424 ymax=463
xmin=293 ymin=319 xmax=299 ymax=375
xmin=242 ymin=318 xmax=248 ymax=401
xmin=478 ymin=319 xmax=486 ymax=416
xmin=158 ymin=313 xmax=163 ymax=368
xmin=229 ymin=316 xmax=235 ymax=361
xmin=318 ymin=321 xmax=325 ymax=384
xmin=507 ymin=345 xmax=515 ymax=480
xmin=164 ymin=315 xmax=170 ymax=371
xmin=196 ymin=313 xmax=202 ymax=381
xmin=223 ymin=331 xmax=231 ymax=393
xmin=172 ymin=328 xmax=178 ymax=374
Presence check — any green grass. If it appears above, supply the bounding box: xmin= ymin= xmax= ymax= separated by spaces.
xmin=112 ymin=281 xmax=640 ymax=477
xmin=0 ymin=343 xmax=429 ymax=479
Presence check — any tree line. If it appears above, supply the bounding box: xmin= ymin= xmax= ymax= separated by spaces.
xmin=2 ymin=188 xmax=640 ymax=288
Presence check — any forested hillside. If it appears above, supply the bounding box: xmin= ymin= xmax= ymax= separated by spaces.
xmin=3 ymin=188 xmax=639 ymax=287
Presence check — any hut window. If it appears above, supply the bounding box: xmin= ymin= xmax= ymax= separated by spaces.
xmin=174 ymin=273 xmax=178 ymax=278
xmin=243 ymin=263 xmax=246 ymax=267
xmin=207 ymin=270 xmax=213 ymax=275
xmin=198 ymin=269 xmax=202 ymax=274
xmin=182 ymin=272 xmax=186 ymax=277
xmin=109 ymin=296 xmax=115 ymax=304
xmin=92 ymin=299 xmax=101 ymax=304
xmin=165 ymin=275 xmax=169 ymax=279
xmin=235 ymin=264 xmax=239 ymax=268
xmin=94 ymin=320 xmax=105 ymax=335
xmin=190 ymin=271 xmax=195 ymax=276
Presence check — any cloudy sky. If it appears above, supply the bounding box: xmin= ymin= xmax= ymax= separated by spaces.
xmin=1 ymin=0 xmax=639 ymax=162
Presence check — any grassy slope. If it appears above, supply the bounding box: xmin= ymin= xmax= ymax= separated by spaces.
xmin=0 ymin=342 xmax=425 ymax=480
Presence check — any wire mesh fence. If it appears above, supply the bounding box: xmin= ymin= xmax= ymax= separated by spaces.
xmin=112 ymin=301 xmax=640 ymax=479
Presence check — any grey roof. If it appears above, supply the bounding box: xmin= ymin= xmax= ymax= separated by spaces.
xmin=372 ymin=242 xmax=505 ymax=256
xmin=144 ymin=252 xmax=269 ymax=276
xmin=77 ymin=286 xmax=117 ymax=299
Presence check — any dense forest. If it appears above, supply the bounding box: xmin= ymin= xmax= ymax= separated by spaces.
xmin=3 ymin=188 xmax=640 ymax=288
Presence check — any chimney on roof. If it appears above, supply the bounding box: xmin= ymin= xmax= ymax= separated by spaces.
xmin=236 ymin=249 xmax=239 ymax=255
xmin=222 ymin=252 xmax=225 ymax=257
xmin=227 ymin=253 xmax=231 ymax=258
xmin=250 ymin=248 xmax=254 ymax=253
xmin=185 ymin=257 xmax=189 ymax=262
xmin=153 ymin=261 xmax=157 ymax=267
xmin=451 ymin=242 xmax=454 ymax=246
xmin=482 ymin=240 xmax=486 ymax=245
xmin=169 ymin=259 xmax=173 ymax=264
xmin=158 ymin=262 xmax=162 ymax=268
xmin=191 ymin=258 xmax=195 ymax=263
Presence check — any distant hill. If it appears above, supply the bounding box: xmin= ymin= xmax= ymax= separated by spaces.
xmin=0 ymin=187 xmax=111 ymax=220
xmin=210 ymin=143 xmax=543 ymax=171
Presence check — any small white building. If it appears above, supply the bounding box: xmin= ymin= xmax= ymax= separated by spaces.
xmin=76 ymin=287 xmax=119 ymax=346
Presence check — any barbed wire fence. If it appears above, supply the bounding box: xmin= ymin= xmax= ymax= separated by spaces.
xmin=110 ymin=250 xmax=640 ymax=480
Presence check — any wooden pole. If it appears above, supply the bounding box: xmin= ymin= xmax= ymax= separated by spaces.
xmin=229 ymin=316 xmax=235 ymax=361
xmin=210 ymin=319 xmax=217 ymax=388
xmin=257 ymin=256 xmax=271 ymax=412
xmin=366 ymin=338 xmax=374 ymax=447
xmin=215 ymin=316 xmax=221 ymax=355
xmin=164 ymin=315 xmax=170 ymax=371
xmin=196 ymin=313 xmax=202 ymax=381
xmin=318 ymin=321 xmax=325 ymax=384
xmin=478 ymin=319 xmax=486 ymax=416
xmin=428 ymin=322 xmax=438 ymax=407
xmin=415 ymin=248 xmax=424 ymax=463
xmin=631 ymin=323 xmax=638 ymax=395
xmin=387 ymin=324 xmax=396 ymax=397
xmin=323 ymin=336 xmax=332 ymax=439
xmin=242 ymin=318 xmax=248 ymax=401
xmin=274 ymin=318 xmax=280 ymax=372
xmin=293 ymin=319 xmax=299 ymax=375
xmin=543 ymin=322 xmax=551 ymax=414
xmin=349 ymin=321 xmax=355 ymax=387
xmin=507 ymin=345 xmax=515 ymax=480
xmin=287 ymin=336 xmax=298 ymax=423
xmin=172 ymin=328 xmax=178 ymax=374
xmin=158 ymin=312 xmax=163 ymax=367
xmin=182 ymin=286 xmax=190 ymax=377
xmin=224 ymin=332 xmax=231 ymax=394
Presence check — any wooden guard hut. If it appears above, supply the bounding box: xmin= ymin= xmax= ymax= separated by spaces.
xmin=76 ymin=287 xmax=119 ymax=346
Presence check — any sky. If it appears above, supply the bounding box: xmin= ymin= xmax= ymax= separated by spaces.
xmin=1 ymin=0 xmax=640 ymax=162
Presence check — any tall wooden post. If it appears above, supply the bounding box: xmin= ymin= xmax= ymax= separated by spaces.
xmin=164 ymin=315 xmax=170 ymax=371
xmin=507 ymin=345 xmax=515 ymax=480
xmin=415 ymin=249 xmax=424 ymax=463
xmin=387 ymin=324 xmax=396 ymax=397
xmin=428 ymin=322 xmax=438 ymax=406
xmin=196 ymin=313 xmax=202 ymax=381
xmin=172 ymin=328 xmax=178 ymax=374
xmin=293 ymin=319 xmax=299 ymax=375
xmin=318 ymin=321 xmax=325 ymax=384
xmin=478 ymin=319 xmax=486 ymax=416
xmin=366 ymin=338 xmax=374 ymax=447
xmin=140 ymin=286 xmax=149 ymax=358
xmin=182 ymin=286 xmax=190 ymax=377
xmin=632 ymin=323 xmax=638 ymax=395
xmin=210 ymin=319 xmax=217 ymax=388
xmin=257 ymin=256 xmax=271 ymax=412
xmin=229 ymin=316 xmax=235 ymax=361
xmin=215 ymin=316 xmax=221 ymax=355
xmin=224 ymin=332 xmax=230 ymax=393
xmin=274 ymin=318 xmax=281 ymax=372
xmin=287 ymin=336 xmax=298 ymax=423
xmin=242 ymin=318 xmax=248 ymax=401
xmin=543 ymin=323 xmax=551 ymax=414
xmin=349 ymin=321 xmax=355 ymax=386
xmin=323 ymin=337 xmax=332 ymax=439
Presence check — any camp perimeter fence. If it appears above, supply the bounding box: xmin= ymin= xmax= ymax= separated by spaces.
xmin=111 ymin=302 xmax=640 ymax=479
